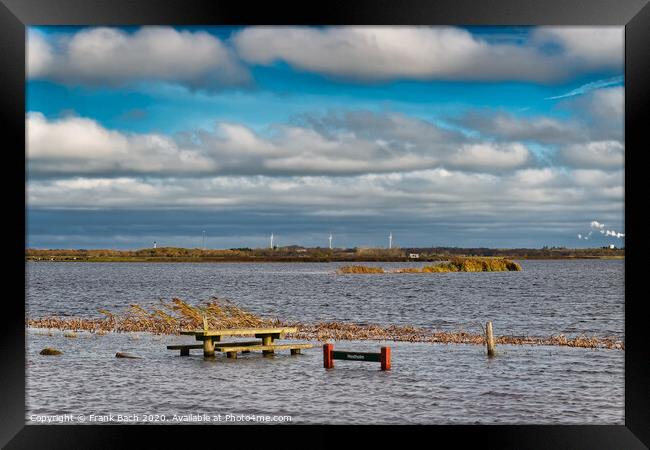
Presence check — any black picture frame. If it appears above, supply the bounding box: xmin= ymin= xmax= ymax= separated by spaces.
xmin=2 ymin=0 xmax=648 ymax=447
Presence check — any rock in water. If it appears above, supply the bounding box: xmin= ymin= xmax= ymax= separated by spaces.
xmin=40 ymin=348 xmax=62 ymax=355
xmin=115 ymin=352 xmax=140 ymax=359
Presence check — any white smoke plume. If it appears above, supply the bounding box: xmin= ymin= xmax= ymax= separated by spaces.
xmin=581 ymin=220 xmax=625 ymax=240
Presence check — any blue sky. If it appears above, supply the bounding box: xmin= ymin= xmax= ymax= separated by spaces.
xmin=26 ymin=26 xmax=625 ymax=249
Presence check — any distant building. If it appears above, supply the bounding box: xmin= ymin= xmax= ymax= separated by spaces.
xmin=609 ymin=244 xmax=615 ymax=249
xmin=409 ymin=253 xmax=420 ymax=259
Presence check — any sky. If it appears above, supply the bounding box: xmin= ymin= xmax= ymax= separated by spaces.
xmin=26 ymin=26 xmax=625 ymax=249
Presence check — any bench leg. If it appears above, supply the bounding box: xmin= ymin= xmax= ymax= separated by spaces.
xmin=180 ymin=348 xmax=190 ymax=356
xmin=226 ymin=351 xmax=237 ymax=359
xmin=290 ymin=349 xmax=301 ymax=355
xmin=203 ymin=338 xmax=215 ymax=358
xmin=262 ymin=335 xmax=274 ymax=356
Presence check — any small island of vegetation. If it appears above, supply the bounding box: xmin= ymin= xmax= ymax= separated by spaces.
xmin=338 ymin=257 xmax=522 ymax=274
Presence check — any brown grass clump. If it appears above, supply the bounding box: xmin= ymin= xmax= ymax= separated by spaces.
xmin=28 ymin=297 xmax=277 ymax=335
xmin=337 ymin=265 xmax=385 ymax=274
xmin=422 ymin=257 xmax=522 ymax=272
xmin=347 ymin=257 xmax=522 ymax=274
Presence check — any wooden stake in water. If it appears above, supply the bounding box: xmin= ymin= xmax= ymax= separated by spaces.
xmin=486 ymin=321 xmax=496 ymax=357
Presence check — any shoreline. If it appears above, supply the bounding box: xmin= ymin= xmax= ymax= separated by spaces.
xmin=25 ymin=246 xmax=625 ymax=263
xmin=25 ymin=256 xmax=625 ymax=263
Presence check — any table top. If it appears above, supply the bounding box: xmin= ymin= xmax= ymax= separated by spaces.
xmin=180 ymin=327 xmax=298 ymax=337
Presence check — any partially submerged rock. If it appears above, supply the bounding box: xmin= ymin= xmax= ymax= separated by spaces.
xmin=40 ymin=348 xmax=62 ymax=356
xmin=115 ymin=352 xmax=141 ymax=359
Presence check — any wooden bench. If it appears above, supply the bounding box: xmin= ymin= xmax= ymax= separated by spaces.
xmin=167 ymin=344 xmax=203 ymax=356
xmin=218 ymin=343 xmax=313 ymax=359
xmin=167 ymin=341 xmax=262 ymax=356
xmin=173 ymin=327 xmax=313 ymax=358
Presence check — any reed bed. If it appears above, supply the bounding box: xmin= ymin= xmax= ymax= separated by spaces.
xmin=29 ymin=297 xmax=276 ymax=335
xmin=339 ymin=258 xmax=522 ymax=274
xmin=288 ymin=322 xmax=623 ymax=349
xmin=337 ymin=265 xmax=385 ymax=274
xmin=27 ymin=298 xmax=622 ymax=350
xmin=422 ymin=257 xmax=522 ymax=272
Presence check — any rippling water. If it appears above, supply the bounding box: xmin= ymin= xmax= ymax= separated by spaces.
xmin=25 ymin=259 xmax=624 ymax=424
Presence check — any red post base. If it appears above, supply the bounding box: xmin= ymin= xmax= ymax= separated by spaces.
xmin=380 ymin=346 xmax=391 ymax=371
xmin=323 ymin=343 xmax=334 ymax=369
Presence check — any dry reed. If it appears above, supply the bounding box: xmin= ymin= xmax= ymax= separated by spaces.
xmin=27 ymin=297 xmax=622 ymax=350
xmin=339 ymin=258 xmax=523 ymax=274
xmin=337 ymin=265 xmax=385 ymax=274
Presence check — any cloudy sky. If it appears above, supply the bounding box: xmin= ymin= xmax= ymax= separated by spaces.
xmin=26 ymin=26 xmax=625 ymax=249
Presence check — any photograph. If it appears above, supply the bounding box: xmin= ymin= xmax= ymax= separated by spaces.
xmin=22 ymin=24 xmax=628 ymax=426
xmin=2 ymin=0 xmax=649 ymax=446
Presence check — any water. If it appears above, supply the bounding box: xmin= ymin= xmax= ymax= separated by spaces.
xmin=25 ymin=259 xmax=625 ymax=424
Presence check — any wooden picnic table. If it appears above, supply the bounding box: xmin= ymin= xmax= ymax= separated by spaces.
xmin=170 ymin=327 xmax=312 ymax=358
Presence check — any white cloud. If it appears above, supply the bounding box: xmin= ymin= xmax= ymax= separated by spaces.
xmin=27 ymin=27 xmax=250 ymax=89
xmin=234 ymin=26 xmax=622 ymax=82
xmin=571 ymin=169 xmax=623 ymax=187
xmin=448 ymin=143 xmax=530 ymax=171
xmin=560 ymin=140 xmax=624 ymax=169
xmin=27 ymin=166 xmax=623 ymax=219
xmin=27 ymin=112 xmax=217 ymax=175
xmin=532 ymin=27 xmax=623 ymax=70
xmin=458 ymin=85 xmax=624 ymax=145
xmin=585 ymin=86 xmax=624 ymax=122
xmin=27 ymin=111 xmax=533 ymax=177
xmin=27 ymin=31 xmax=54 ymax=77
xmin=457 ymin=111 xmax=587 ymax=144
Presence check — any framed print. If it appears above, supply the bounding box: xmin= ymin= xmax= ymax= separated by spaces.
xmin=2 ymin=0 xmax=648 ymax=447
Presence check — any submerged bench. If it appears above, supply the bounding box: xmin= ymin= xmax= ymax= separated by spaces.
xmin=167 ymin=341 xmax=261 ymax=356
xmin=170 ymin=327 xmax=312 ymax=358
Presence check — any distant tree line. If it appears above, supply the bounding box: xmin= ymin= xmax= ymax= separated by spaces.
xmin=25 ymin=245 xmax=624 ymax=262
